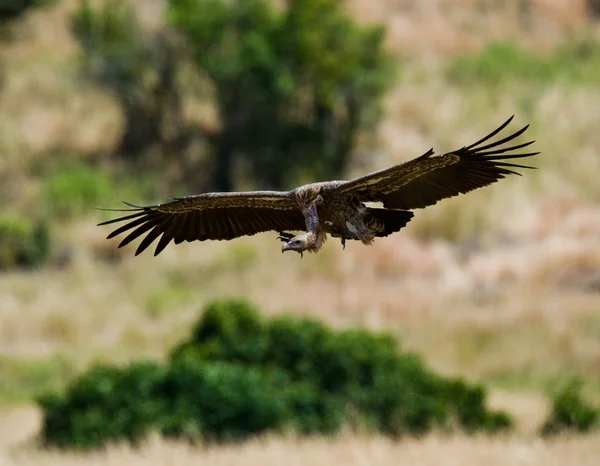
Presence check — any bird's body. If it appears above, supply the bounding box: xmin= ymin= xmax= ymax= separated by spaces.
xmin=99 ymin=117 xmax=538 ymax=257
xmin=282 ymin=182 xmax=414 ymax=255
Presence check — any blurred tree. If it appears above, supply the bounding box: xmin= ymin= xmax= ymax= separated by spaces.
xmin=168 ymin=0 xmax=396 ymax=191
xmin=517 ymin=0 xmax=533 ymax=31
xmin=0 ymin=0 xmax=54 ymax=22
xmin=72 ymin=0 xmax=187 ymax=164
xmin=587 ymin=0 xmax=600 ymax=19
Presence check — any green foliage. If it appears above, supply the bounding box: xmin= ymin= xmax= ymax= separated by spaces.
xmin=442 ymin=378 xmax=512 ymax=434
xmin=448 ymin=39 xmax=600 ymax=86
xmin=40 ymin=362 xmax=166 ymax=449
xmin=0 ymin=215 xmax=51 ymax=269
xmin=0 ymin=355 xmax=75 ymax=403
xmin=42 ymin=164 xmax=112 ymax=220
xmin=168 ymin=0 xmax=396 ymax=190
xmin=171 ymin=299 xmax=269 ymax=365
xmin=41 ymin=162 xmax=155 ymax=221
xmin=72 ymin=0 xmax=147 ymax=91
xmin=265 ymin=314 xmax=332 ymax=381
xmin=540 ymin=379 xmax=599 ymax=436
xmin=39 ymin=299 xmax=512 ymax=449
xmin=157 ymin=360 xmax=289 ymax=442
xmin=72 ymin=0 xmax=185 ymax=160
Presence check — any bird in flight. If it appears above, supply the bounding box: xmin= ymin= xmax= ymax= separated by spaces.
xmin=99 ymin=117 xmax=538 ymax=257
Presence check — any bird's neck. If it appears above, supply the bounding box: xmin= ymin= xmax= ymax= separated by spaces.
xmin=302 ymin=231 xmax=327 ymax=252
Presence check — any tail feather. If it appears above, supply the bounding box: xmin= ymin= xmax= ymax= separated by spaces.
xmin=366 ymin=208 xmax=414 ymax=237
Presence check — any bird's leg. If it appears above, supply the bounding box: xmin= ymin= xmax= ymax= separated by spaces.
xmin=324 ymin=220 xmax=347 ymax=250
xmin=277 ymin=231 xmax=295 ymax=242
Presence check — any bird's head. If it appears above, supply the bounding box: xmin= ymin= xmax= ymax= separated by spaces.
xmin=281 ymin=234 xmax=310 ymax=256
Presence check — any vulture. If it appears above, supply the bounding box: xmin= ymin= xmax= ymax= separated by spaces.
xmin=99 ymin=116 xmax=538 ymax=257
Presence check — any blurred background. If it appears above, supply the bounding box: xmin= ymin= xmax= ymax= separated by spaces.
xmin=1 ymin=0 xmax=600 ymax=464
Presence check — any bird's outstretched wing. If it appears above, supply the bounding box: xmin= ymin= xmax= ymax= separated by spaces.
xmin=98 ymin=191 xmax=305 ymax=256
xmin=333 ymin=116 xmax=538 ymax=209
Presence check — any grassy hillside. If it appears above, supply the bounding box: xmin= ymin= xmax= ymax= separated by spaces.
xmin=0 ymin=0 xmax=599 ymax=463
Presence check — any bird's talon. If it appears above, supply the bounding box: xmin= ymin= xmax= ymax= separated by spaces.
xmin=277 ymin=232 xmax=295 ymax=242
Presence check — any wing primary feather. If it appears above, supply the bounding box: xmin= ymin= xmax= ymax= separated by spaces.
xmin=464 ymin=116 xmax=514 ymax=150
xmin=468 ymin=124 xmax=529 ymax=153
xmin=98 ymin=211 xmax=146 ymax=227
xmin=122 ymin=201 xmax=146 ymax=209
xmin=106 ymin=214 xmax=157 ymax=239
xmin=491 ymin=162 xmax=537 ymax=171
xmin=153 ymin=218 xmax=181 ymax=256
xmin=474 ymin=147 xmax=537 ymax=158
xmin=472 ymin=140 xmax=535 ymax=156
xmin=118 ymin=219 xmax=161 ymax=249
xmin=135 ymin=217 xmax=172 ymax=255
xmin=96 ymin=207 xmax=141 ymax=213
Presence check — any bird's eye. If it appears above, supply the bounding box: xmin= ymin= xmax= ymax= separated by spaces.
xmin=293 ymin=240 xmax=302 ymax=245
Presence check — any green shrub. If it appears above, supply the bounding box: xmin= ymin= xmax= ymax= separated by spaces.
xmin=540 ymin=379 xmax=599 ymax=436
xmin=42 ymin=164 xmax=112 ymax=220
xmin=442 ymin=378 xmax=512 ymax=434
xmin=448 ymin=39 xmax=600 ymax=86
xmin=39 ymin=362 xmax=166 ymax=449
xmin=265 ymin=314 xmax=333 ymax=381
xmin=170 ymin=299 xmax=269 ymax=365
xmin=157 ymin=360 xmax=289 ymax=442
xmin=39 ymin=299 xmax=513 ymax=449
xmin=282 ymin=381 xmax=346 ymax=435
xmin=0 ymin=215 xmax=51 ymax=269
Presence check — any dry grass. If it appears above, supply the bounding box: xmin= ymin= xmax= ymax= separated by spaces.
xmin=0 ymin=0 xmax=599 ymax=462
xmin=1 ymin=405 xmax=600 ymax=466
xmin=349 ymin=0 xmax=593 ymax=55
xmin=8 ymin=434 xmax=600 ymax=466
xmin=0 ymin=0 xmax=598 ymax=394
xmin=2 ymin=200 xmax=599 ymax=382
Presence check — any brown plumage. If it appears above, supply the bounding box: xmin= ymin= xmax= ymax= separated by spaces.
xmin=99 ymin=116 xmax=538 ymax=257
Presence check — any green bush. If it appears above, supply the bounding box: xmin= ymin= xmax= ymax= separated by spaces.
xmin=157 ymin=360 xmax=289 ymax=442
xmin=282 ymin=380 xmax=346 ymax=434
xmin=39 ymin=299 xmax=512 ymax=449
xmin=39 ymin=362 xmax=166 ymax=449
xmin=448 ymin=39 xmax=600 ymax=86
xmin=0 ymin=215 xmax=51 ymax=269
xmin=264 ymin=314 xmax=333 ymax=382
xmin=42 ymin=164 xmax=112 ymax=220
xmin=170 ymin=299 xmax=269 ymax=365
xmin=540 ymin=379 xmax=599 ymax=436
